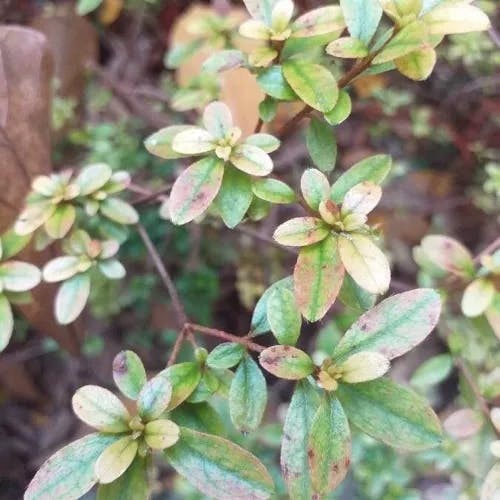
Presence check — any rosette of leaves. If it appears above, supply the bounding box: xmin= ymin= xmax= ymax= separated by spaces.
xmin=145 ymin=101 xmax=281 ymax=227
xmin=14 ymin=165 xmax=138 ymax=247
xmin=239 ymin=0 xmax=345 ymax=67
xmin=273 ymin=157 xmax=392 ymax=321
xmin=42 ymin=230 xmax=126 ymax=324
xmin=0 ymin=229 xmax=40 ymax=352
xmin=415 ymin=235 xmax=500 ymax=330
xmin=258 ymin=288 xmax=443 ymax=498
xmin=25 ymin=350 xmax=275 ymax=500
xmin=165 ymin=10 xmax=244 ymax=70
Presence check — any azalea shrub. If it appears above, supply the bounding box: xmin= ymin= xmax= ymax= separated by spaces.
xmin=2 ymin=0 xmax=499 ymax=499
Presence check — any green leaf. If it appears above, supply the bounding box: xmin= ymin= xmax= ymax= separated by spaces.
xmin=0 ymin=294 xmax=13 ymax=352
xmin=76 ymin=163 xmax=112 ymax=196
xmin=324 ymin=90 xmax=352 ymax=126
xmin=165 ymin=39 xmax=204 ymax=69
xmin=55 ymin=273 xmax=91 ymax=325
xmin=305 ymin=117 xmax=337 ymax=172
xmin=338 ymin=233 xmax=391 ymax=294
xmin=395 ymin=46 xmax=436 ymax=80
xmin=165 ymin=427 xmax=274 ymax=499
xmin=95 ymin=436 xmax=138 ymax=484
xmin=267 ymin=287 xmax=301 ymax=345
xmin=281 ymin=381 xmax=320 ymax=499
xmin=273 ymin=217 xmax=329 ymax=247
xmin=203 ymin=50 xmax=247 ymax=73
xmin=214 ymin=166 xmax=253 ymax=228
xmin=340 ymin=0 xmax=383 ymax=44
xmin=373 ymin=21 xmax=428 ymax=64
xmin=100 ymin=198 xmax=139 ymax=225
xmin=0 ymin=228 xmax=31 ymax=259
xmin=252 ymin=178 xmax=295 ymax=204
xmin=76 ymin=0 xmax=103 ymax=15
xmin=207 ymin=343 xmax=245 ymax=370
xmin=294 ymin=235 xmax=344 ymax=322
xmin=259 ymin=97 xmax=278 ymax=122
xmin=420 ymin=234 xmax=475 ymax=277
xmin=25 ymin=433 xmax=119 ymax=500
xmin=308 ymin=395 xmax=351 ymax=496
xmin=170 ymin=402 xmax=225 ymax=436
xmin=112 ymin=351 xmax=147 ymax=400
xmin=169 ymin=156 xmax=225 ymax=225
xmin=230 ymin=145 xmax=273 ymax=176
xmin=410 ymin=354 xmax=453 ymax=389
xmin=333 ymin=288 xmax=441 ymax=363
xmin=97 ymin=456 xmax=149 ymax=500
xmin=421 ymin=2 xmax=491 ymax=35
xmin=144 ymin=125 xmax=195 ymax=160
xmin=338 ymin=273 xmax=376 ymax=314
xmin=291 ymin=6 xmax=345 ymax=38
xmin=250 ymin=276 xmax=294 ymax=336
xmin=256 ymin=66 xmax=298 ymax=101
xmin=203 ymin=101 xmax=233 ymax=140
xmin=244 ymin=133 xmax=280 ymax=153
xmin=160 ymin=362 xmax=202 ymax=410
xmin=98 ymin=259 xmax=126 ymax=280
xmin=337 ymin=378 xmax=442 ymax=450
xmin=330 ymin=154 xmax=392 ymax=203
xmin=137 ymin=374 xmax=173 ymax=421
xmin=461 ymin=278 xmax=495 ymax=318
xmin=301 ymin=169 xmax=330 ymax=211
xmin=0 ymin=261 xmax=41 ymax=292
xmin=326 ymin=37 xmax=369 ymax=58
xmin=229 ymin=354 xmax=267 ymax=432
xmin=259 ymin=345 xmax=314 ymax=379
xmin=72 ymin=385 xmax=130 ymax=433
xmin=283 ymin=61 xmax=338 ymax=113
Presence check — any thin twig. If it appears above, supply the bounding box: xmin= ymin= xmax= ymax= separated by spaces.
xmin=136 ymin=223 xmax=188 ymax=327
xmin=474 ymin=237 xmax=500 ymax=263
xmin=187 ymin=323 xmax=265 ymax=353
xmin=167 ymin=327 xmax=187 ymax=366
xmin=455 ymin=357 xmax=499 ymax=436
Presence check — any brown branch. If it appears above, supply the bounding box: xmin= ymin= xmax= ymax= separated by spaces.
xmin=186 ymin=323 xmax=265 ymax=353
xmin=136 ymin=223 xmax=188 ymax=327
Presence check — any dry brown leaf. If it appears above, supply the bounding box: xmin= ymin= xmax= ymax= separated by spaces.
xmin=0 ymin=26 xmax=83 ymax=354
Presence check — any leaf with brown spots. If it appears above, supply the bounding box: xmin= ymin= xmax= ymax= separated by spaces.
xmin=332 ymin=288 xmax=441 ymax=363
xmin=308 ymin=394 xmax=351 ymax=496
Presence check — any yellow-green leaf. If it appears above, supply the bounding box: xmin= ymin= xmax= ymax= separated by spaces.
xmin=301 ymin=169 xmax=330 ymax=211
xmin=341 ymin=181 xmax=382 ymax=215
xmin=144 ymin=125 xmax=196 ymax=160
xmin=72 ymin=385 xmax=130 ymax=433
xmin=230 ymin=144 xmax=273 ymax=176
xmin=324 ymin=90 xmax=352 ymax=126
xmin=137 ymin=374 xmax=173 ymax=421
xmin=252 ymin=178 xmax=296 ymax=204
xmin=273 ymin=217 xmax=329 ymax=247
xmin=95 ymin=436 xmax=138 ymax=485
xmin=172 ymin=127 xmax=215 ymax=155
xmin=305 ymin=117 xmax=337 ymax=172
xmin=422 ymin=2 xmax=490 ymax=35
xmin=461 ymin=278 xmax=495 ymax=318
xmin=395 ymin=46 xmax=436 ymax=80
xmin=45 ymin=204 xmax=76 ymax=239
xmin=144 ymin=419 xmax=180 ymax=449
xmin=283 ymin=61 xmax=338 ymax=112
xmin=259 ymin=345 xmax=314 ymax=379
xmin=0 ymin=294 xmax=13 ymax=352
xmin=326 ymin=36 xmax=369 ymax=58
xmin=0 ymin=261 xmax=41 ymax=292
xmin=160 ymin=362 xmax=202 ymax=410
xmin=203 ymin=101 xmax=233 ymax=139
xmin=112 ymin=350 xmax=147 ymax=400
xmin=291 ymin=6 xmax=345 ymax=38
xmin=338 ymin=234 xmax=390 ymax=294
xmin=339 ymin=351 xmax=390 ymax=383
xmin=55 ymin=273 xmax=91 ymax=325
xmin=267 ymin=287 xmax=302 ymax=345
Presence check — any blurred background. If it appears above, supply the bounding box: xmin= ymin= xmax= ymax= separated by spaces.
xmin=0 ymin=0 xmax=499 ymax=498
